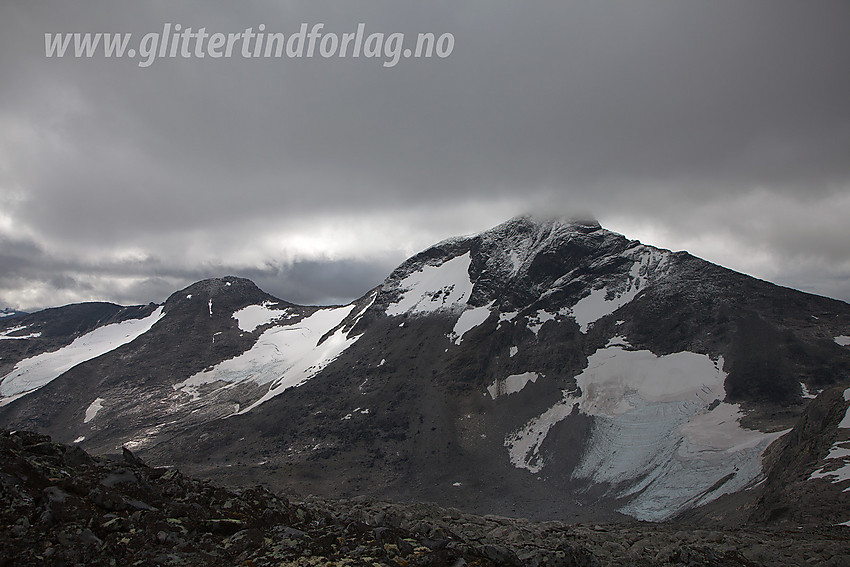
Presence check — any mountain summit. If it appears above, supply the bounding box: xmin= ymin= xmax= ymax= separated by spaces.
xmin=2 ymin=217 xmax=850 ymax=524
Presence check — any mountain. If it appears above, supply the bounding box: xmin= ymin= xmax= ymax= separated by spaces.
xmin=2 ymin=216 xmax=850 ymax=525
xmin=0 ymin=307 xmax=26 ymax=319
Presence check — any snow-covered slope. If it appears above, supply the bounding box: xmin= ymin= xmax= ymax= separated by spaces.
xmin=385 ymin=252 xmax=474 ymax=316
xmin=0 ymin=307 xmax=164 ymax=405
xmin=174 ymin=303 xmax=362 ymax=414
xmin=502 ymin=340 xmax=788 ymax=520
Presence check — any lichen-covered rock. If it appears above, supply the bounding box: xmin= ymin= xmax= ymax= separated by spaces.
xmin=2 ymin=429 xmax=849 ymax=566
xmin=0 ymin=430 xmax=502 ymax=566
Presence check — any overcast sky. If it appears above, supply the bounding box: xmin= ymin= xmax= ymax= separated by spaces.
xmin=1 ymin=1 xmax=849 ymax=311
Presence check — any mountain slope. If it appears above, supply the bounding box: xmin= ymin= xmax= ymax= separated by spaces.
xmin=2 ymin=216 xmax=850 ymax=524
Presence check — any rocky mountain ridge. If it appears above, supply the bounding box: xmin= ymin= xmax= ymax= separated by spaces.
xmin=2 ymin=216 xmax=850 ymax=525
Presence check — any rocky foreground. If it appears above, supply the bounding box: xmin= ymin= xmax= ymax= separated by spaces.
xmin=2 ymin=430 xmax=849 ymax=566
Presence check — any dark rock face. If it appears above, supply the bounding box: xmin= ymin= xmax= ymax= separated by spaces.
xmin=751 ymin=387 xmax=850 ymax=525
xmin=2 ymin=430 xmax=849 ymax=566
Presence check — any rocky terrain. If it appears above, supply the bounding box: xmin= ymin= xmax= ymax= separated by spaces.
xmin=0 ymin=429 xmax=500 ymax=567
xmin=3 ymin=429 xmax=850 ymax=566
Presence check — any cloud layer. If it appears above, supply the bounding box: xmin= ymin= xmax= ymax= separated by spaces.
xmin=1 ymin=1 xmax=849 ymax=310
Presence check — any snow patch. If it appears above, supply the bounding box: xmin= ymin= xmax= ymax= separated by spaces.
xmin=570 ymin=288 xmax=621 ymax=333
xmin=73 ymin=436 xmax=85 ymax=444
xmin=0 ymin=325 xmax=28 ymax=335
xmin=505 ymin=390 xmax=578 ymax=474
xmin=499 ymin=311 xmax=518 ymax=324
xmin=509 ymin=346 xmax=518 ymax=358
xmin=350 ymin=292 xmax=377 ymax=321
xmin=527 ymin=309 xmax=564 ymax=336
xmin=824 ymin=442 xmax=850 ymax=461
xmin=386 ymin=252 xmax=473 ymax=316
xmin=84 ymin=397 xmax=104 ymax=423
xmin=450 ymin=302 xmax=493 ymax=345
xmin=810 ymin=458 xmax=850 ymax=489
xmin=800 ymin=382 xmax=819 ymax=399
xmin=0 ymin=325 xmax=42 ymax=340
xmin=0 ymin=308 xmax=164 ymax=403
xmin=0 ymin=331 xmax=41 ymax=340
xmin=487 ymin=372 xmax=539 ymax=399
xmin=123 ymin=423 xmax=166 ymax=451
xmin=233 ymin=302 xmax=289 ymax=332
xmin=841 ymin=389 xmax=850 ymax=428
xmin=342 ymin=408 xmax=369 ymax=420
xmin=605 ymin=335 xmax=631 ymax=348
xmin=835 ymin=336 xmax=850 ymax=347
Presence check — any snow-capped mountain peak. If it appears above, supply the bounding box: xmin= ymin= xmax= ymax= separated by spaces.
xmin=3 ymin=217 xmax=850 ymax=525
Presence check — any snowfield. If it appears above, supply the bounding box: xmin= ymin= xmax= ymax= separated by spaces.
xmin=174 ymin=304 xmax=360 ymax=414
xmin=386 ymin=253 xmax=474 ymax=316
xmin=84 ymin=397 xmax=105 ymax=423
xmin=450 ymin=302 xmax=493 ymax=345
xmin=232 ymin=302 xmax=291 ymax=332
xmin=487 ymin=372 xmax=540 ymax=400
xmin=504 ymin=343 xmax=789 ymax=521
xmin=0 ymin=308 xmax=164 ymax=405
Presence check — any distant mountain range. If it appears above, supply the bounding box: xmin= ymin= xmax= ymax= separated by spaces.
xmin=0 ymin=307 xmax=26 ymax=319
xmin=2 ymin=216 xmax=850 ymax=526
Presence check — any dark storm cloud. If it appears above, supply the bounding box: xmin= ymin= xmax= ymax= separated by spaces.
xmin=0 ymin=230 xmax=397 ymax=310
xmin=1 ymin=1 xmax=849 ymax=309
